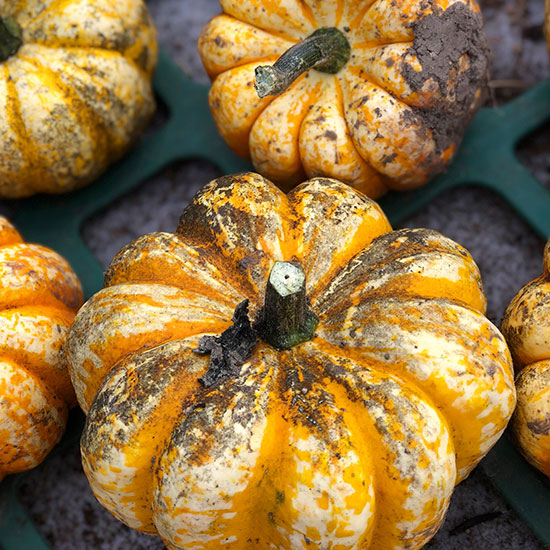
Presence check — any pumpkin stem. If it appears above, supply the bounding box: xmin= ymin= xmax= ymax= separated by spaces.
xmin=254 ymin=261 xmax=318 ymax=350
xmin=254 ymin=27 xmax=350 ymax=98
xmin=0 ymin=16 xmax=22 ymax=62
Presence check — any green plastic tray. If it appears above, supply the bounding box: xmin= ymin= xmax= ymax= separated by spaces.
xmin=1 ymin=49 xmax=549 ymax=549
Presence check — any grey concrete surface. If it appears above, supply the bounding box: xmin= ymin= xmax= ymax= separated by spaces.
xmin=1 ymin=0 xmax=548 ymax=549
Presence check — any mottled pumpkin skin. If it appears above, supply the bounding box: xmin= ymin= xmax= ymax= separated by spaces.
xmin=501 ymin=240 xmax=550 ymax=476
xmin=64 ymin=173 xmax=515 ymax=550
xmin=0 ymin=0 xmax=157 ymax=198
xmin=0 ymin=217 xmax=83 ymax=480
xmin=198 ymin=0 xmax=488 ymax=197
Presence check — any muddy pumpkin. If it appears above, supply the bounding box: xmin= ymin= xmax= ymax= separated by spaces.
xmin=0 ymin=0 xmax=157 ymax=198
xmin=198 ymin=0 xmax=489 ymax=197
xmin=0 ymin=217 xmax=83 ymax=480
xmin=501 ymin=239 xmax=550 ymax=477
xmin=63 ymin=173 xmax=515 ymax=549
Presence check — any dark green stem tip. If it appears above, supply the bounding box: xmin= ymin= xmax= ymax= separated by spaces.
xmin=0 ymin=16 xmax=23 ymax=61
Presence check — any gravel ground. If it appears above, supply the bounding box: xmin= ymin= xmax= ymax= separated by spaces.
xmin=0 ymin=0 xmax=548 ymax=549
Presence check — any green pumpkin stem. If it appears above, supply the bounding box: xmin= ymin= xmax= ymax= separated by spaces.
xmin=0 ymin=16 xmax=22 ymax=62
xmin=254 ymin=27 xmax=351 ymax=98
xmin=254 ymin=261 xmax=318 ymax=350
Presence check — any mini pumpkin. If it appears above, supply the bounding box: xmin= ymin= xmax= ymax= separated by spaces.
xmin=0 ymin=0 xmax=157 ymax=198
xmin=198 ymin=0 xmax=489 ymax=197
xmin=63 ymin=173 xmax=515 ymax=549
xmin=0 ymin=217 xmax=83 ymax=480
xmin=501 ymin=239 xmax=550 ymax=476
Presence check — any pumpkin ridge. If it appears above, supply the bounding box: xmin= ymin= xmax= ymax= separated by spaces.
xmin=220 ymin=1 xmax=315 ymax=42
xmin=0 ymin=355 xmax=68 ymax=479
xmin=15 ymin=0 xmax=74 ymax=29
xmin=250 ymin=73 xmax=325 ymax=188
xmin=317 ymin=295 xmax=515 ymax=478
xmin=348 ymin=0 xmax=378 ymax=31
xmin=22 ymin=0 xmax=156 ymax=74
xmin=0 ymin=304 xmax=76 ymax=403
xmin=18 ymin=50 xmax=114 ymax=167
xmin=254 ymin=349 xmax=376 ymax=547
xmin=152 ymin=348 xmax=279 ymax=545
xmin=103 ymin=232 xmax=247 ymax=305
xmin=0 ymin=242 xmax=83 ymax=311
xmin=64 ymin=282 xmax=235 ymax=412
xmin=335 ymin=76 xmax=390 ymax=194
xmin=82 ymin=338 xmax=214 ymax=532
xmin=1 ymin=62 xmax=52 ymax=194
xmin=302 ymin=348 xmax=455 ymax=548
xmin=312 ymin=228 xmax=485 ymax=316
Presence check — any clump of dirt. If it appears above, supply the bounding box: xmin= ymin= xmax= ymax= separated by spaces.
xmin=402 ymin=2 xmax=490 ymax=154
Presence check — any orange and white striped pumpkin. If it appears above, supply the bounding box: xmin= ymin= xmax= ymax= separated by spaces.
xmin=199 ymin=0 xmax=489 ymax=197
xmin=501 ymin=239 xmax=550 ymax=476
xmin=0 ymin=217 xmax=83 ymax=480
xmin=0 ymin=0 xmax=157 ymax=198
xmin=63 ymin=173 xmax=515 ymax=550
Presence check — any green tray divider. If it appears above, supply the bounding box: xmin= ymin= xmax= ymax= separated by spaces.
xmin=0 ymin=476 xmax=49 ymax=550
xmin=2 ymin=50 xmax=549 ymax=549
xmin=481 ymin=433 xmax=550 ymax=547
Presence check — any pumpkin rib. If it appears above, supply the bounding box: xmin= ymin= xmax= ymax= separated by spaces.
xmin=103 ymin=232 xmax=247 ymax=307
xmin=220 ymin=0 xmax=316 ymax=42
xmin=208 ymin=61 xmax=278 ymax=159
xmin=0 ymin=304 xmax=77 ymax=404
xmin=250 ymin=73 xmax=325 ymax=188
xmin=152 ymin=347 xmax=280 ymax=547
xmin=307 ymin=349 xmax=455 ymax=549
xmin=176 ymin=172 xmax=292 ymax=295
xmin=21 ymin=0 xmax=157 ymax=75
xmin=198 ymin=14 xmax=295 ymax=78
xmin=0 ymin=243 xmax=83 ymax=311
xmin=341 ymin=72 xmax=438 ymax=187
xmin=38 ymin=45 xmax=154 ymax=139
xmin=317 ymin=295 xmax=515 ymax=480
xmin=286 ymin=177 xmax=393 ymax=295
xmin=310 ymin=227 xmax=485 ymax=315
xmin=65 ymin=282 xmax=236 ymax=412
xmin=13 ymin=52 xmax=113 ymax=182
xmin=35 ymin=44 xmax=154 ymax=79
xmin=0 ymin=355 xmax=68 ymax=480
xmin=298 ymin=78 xmax=391 ymax=197
xmin=500 ymin=276 xmax=550 ymax=367
xmin=347 ymin=0 xmax=379 ymax=31
xmin=357 ymin=42 xmax=439 ymax=110
xmin=264 ymin=349 xmax=376 ymax=548
xmin=23 ymin=1 xmax=116 ymax=30
xmin=81 ymin=338 xmax=215 ymax=533
xmin=332 ymin=77 xmax=390 ymax=197
xmin=1 ymin=62 xmax=50 ymax=195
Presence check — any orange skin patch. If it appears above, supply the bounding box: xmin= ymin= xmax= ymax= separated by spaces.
xmin=502 ymin=239 xmax=550 ymax=476
xmin=64 ymin=173 xmax=515 ymax=549
xmin=0 ymin=217 xmax=83 ymax=480
xmin=0 ymin=0 xmax=157 ymax=198
xmin=199 ymin=0 xmax=487 ymax=197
